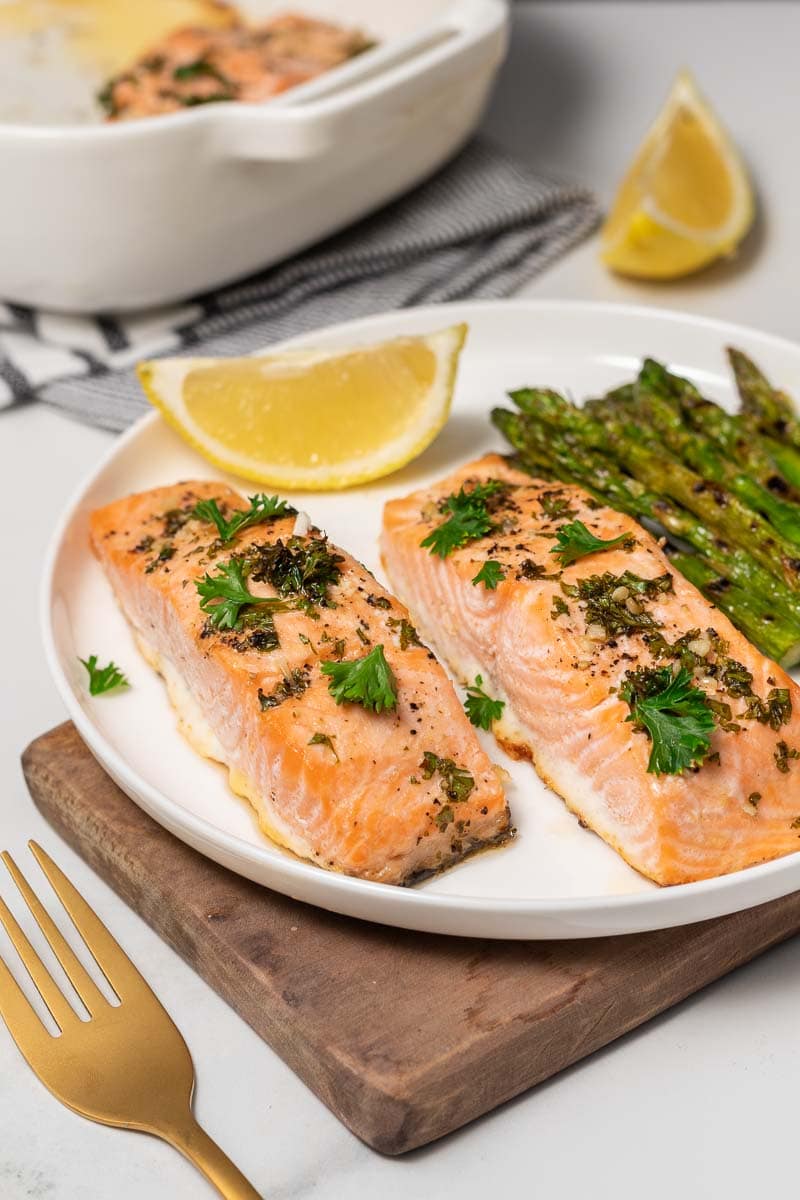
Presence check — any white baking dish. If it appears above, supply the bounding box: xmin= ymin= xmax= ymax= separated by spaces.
xmin=0 ymin=0 xmax=508 ymax=312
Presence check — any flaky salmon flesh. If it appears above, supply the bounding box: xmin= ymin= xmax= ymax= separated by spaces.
xmin=90 ymin=483 xmax=509 ymax=885
xmin=381 ymin=454 xmax=800 ymax=886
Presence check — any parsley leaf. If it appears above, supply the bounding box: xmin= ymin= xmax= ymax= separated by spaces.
xmin=551 ymin=520 xmax=632 ymax=567
xmin=421 ymin=481 xmax=507 ymax=559
xmin=472 ymin=560 xmax=505 ymax=589
xmin=620 ymin=666 xmax=715 ymax=776
xmin=79 ymin=655 xmax=130 ymax=696
xmin=196 ymin=557 xmax=286 ymax=631
xmin=464 ymin=675 xmax=505 ymax=729
xmin=193 ymin=494 xmax=295 ymax=544
xmin=321 ymin=644 xmax=398 ymax=713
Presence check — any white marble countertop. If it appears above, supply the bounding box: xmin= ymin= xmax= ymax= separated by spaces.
xmin=2 ymin=3 xmax=799 ymax=1196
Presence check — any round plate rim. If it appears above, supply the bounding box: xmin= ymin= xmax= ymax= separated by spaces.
xmin=40 ymin=298 xmax=800 ymax=938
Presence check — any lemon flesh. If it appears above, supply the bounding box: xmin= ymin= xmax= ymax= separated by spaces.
xmin=138 ymin=324 xmax=467 ymax=490
xmin=601 ymin=70 xmax=754 ymax=280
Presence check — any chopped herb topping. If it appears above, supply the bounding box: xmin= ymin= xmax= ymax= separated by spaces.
xmin=79 ymin=655 xmax=129 ymax=697
xmin=196 ymin=557 xmax=287 ymax=631
xmin=258 ymin=669 xmax=310 ymax=711
xmin=321 ymin=644 xmax=398 ymax=713
xmin=308 ymin=732 xmax=339 ymax=761
xmin=775 ymin=740 xmax=800 ymax=773
xmin=193 ymin=494 xmax=295 ymax=545
xmin=744 ymin=688 xmax=793 ymax=730
xmin=420 ymin=751 xmax=475 ymax=805
xmin=133 ymin=534 xmax=155 ymax=554
xmin=420 ymin=480 xmax=508 ymax=559
xmin=472 ymin=560 xmax=505 ymax=589
xmin=387 ymin=617 xmax=423 ymax=651
xmin=249 ymin=537 xmax=343 ymax=610
xmin=366 ymin=593 xmax=392 ymax=610
xmin=161 ymin=507 xmax=194 ymax=538
xmin=145 ymin=543 xmax=176 ymax=573
xmin=567 ymin=570 xmax=673 ymax=637
xmin=173 ymin=58 xmax=230 ymax=84
xmin=355 ymin=626 xmax=371 ymax=646
xmin=517 ymin=559 xmax=558 ymax=581
xmin=539 ymin=491 xmax=578 ymax=520
xmin=620 ymin=666 xmax=715 ymax=776
xmin=550 ymin=520 xmax=633 ymax=568
xmin=551 ymin=595 xmax=570 ymax=619
xmin=464 ymin=675 xmax=505 ymax=730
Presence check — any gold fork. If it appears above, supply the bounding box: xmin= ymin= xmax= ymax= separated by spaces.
xmin=0 ymin=841 xmax=262 ymax=1199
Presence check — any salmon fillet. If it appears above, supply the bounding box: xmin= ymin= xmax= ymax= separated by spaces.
xmin=381 ymin=454 xmax=800 ymax=885
xmin=101 ymin=13 xmax=373 ymax=120
xmin=89 ymin=482 xmax=509 ymax=885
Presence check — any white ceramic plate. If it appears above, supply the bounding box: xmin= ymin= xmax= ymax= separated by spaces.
xmin=42 ymin=300 xmax=800 ymax=939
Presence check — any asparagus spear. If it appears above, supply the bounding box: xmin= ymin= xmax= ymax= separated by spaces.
xmin=629 ymin=363 xmax=800 ymax=546
xmin=667 ymin=552 xmax=800 ymax=668
xmin=493 ymin=408 xmax=800 ymax=664
xmin=506 ymin=387 xmax=800 ymax=590
xmin=728 ymin=347 xmax=796 ymax=426
xmin=493 ymin=407 xmax=800 ymax=626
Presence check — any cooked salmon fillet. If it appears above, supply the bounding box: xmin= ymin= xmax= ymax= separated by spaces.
xmin=89 ymin=482 xmax=509 ymax=884
xmin=381 ymin=454 xmax=800 ymax=885
xmin=100 ymin=13 xmax=373 ymax=120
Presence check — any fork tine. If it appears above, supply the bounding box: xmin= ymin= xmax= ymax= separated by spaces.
xmin=1 ymin=851 xmax=108 ymax=1014
xmin=0 ymin=896 xmax=76 ymax=1031
xmin=27 ymin=843 xmax=150 ymax=1003
xmin=0 ymin=950 xmax=52 ymax=1051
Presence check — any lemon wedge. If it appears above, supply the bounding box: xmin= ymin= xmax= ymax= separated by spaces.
xmin=138 ymin=324 xmax=467 ymax=490
xmin=600 ymin=70 xmax=754 ymax=279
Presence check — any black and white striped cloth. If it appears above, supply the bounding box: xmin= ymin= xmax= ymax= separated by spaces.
xmin=0 ymin=140 xmax=599 ymax=431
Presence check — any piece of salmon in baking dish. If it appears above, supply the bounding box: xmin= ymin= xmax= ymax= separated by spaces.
xmin=381 ymin=453 xmax=800 ymax=886
xmin=89 ymin=482 xmax=510 ymax=885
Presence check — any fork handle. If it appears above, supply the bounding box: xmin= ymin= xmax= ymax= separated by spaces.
xmin=161 ymin=1114 xmax=263 ymax=1199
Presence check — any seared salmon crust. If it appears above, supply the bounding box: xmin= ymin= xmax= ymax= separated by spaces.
xmin=90 ymin=482 xmax=509 ymax=885
xmin=381 ymin=454 xmax=800 ymax=885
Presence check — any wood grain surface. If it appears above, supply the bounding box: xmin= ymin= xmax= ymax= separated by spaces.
xmin=20 ymin=722 xmax=800 ymax=1154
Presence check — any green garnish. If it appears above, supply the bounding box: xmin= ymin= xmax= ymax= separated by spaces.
xmin=420 ymin=751 xmax=475 ymax=804
xmin=196 ymin=558 xmax=286 ymax=631
xmin=539 ymin=491 xmax=578 ymax=520
xmin=464 ymin=675 xmax=505 ymax=730
xmin=321 ymin=644 xmax=398 ymax=713
xmin=472 ymin=560 xmax=505 ymax=589
xmin=620 ymin=666 xmax=715 ymax=776
xmin=775 ymin=740 xmax=800 ymax=773
xmin=258 ymin=669 xmax=309 ymax=711
xmin=567 ymin=570 xmax=673 ymax=638
xmin=421 ymin=481 xmax=507 ymax=559
xmin=193 ymin=494 xmax=295 ymax=545
xmin=79 ymin=655 xmax=129 ymax=697
xmin=145 ymin=543 xmax=175 ymax=573
xmin=744 ymin=688 xmax=793 ymax=731
xmin=387 ymin=617 xmax=422 ymax=651
xmin=249 ymin=537 xmax=343 ymax=610
xmin=173 ymin=58 xmax=229 ymax=84
xmin=308 ymin=732 xmax=339 ymax=761
xmin=551 ymin=520 xmax=632 ymax=567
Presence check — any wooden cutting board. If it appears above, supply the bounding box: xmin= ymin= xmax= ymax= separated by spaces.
xmin=21 ymin=722 xmax=800 ymax=1155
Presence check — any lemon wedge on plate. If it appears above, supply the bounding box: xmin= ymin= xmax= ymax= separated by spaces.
xmin=138 ymin=324 xmax=467 ymax=490
xmin=600 ymin=70 xmax=754 ymax=279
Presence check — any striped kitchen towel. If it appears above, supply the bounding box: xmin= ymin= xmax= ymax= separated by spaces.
xmin=0 ymin=139 xmax=599 ymax=431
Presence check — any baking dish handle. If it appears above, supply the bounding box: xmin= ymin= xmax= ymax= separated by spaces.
xmin=217 ymin=0 xmax=509 ymax=161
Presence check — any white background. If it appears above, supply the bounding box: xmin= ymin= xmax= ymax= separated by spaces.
xmin=2 ymin=3 xmax=799 ymax=1197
